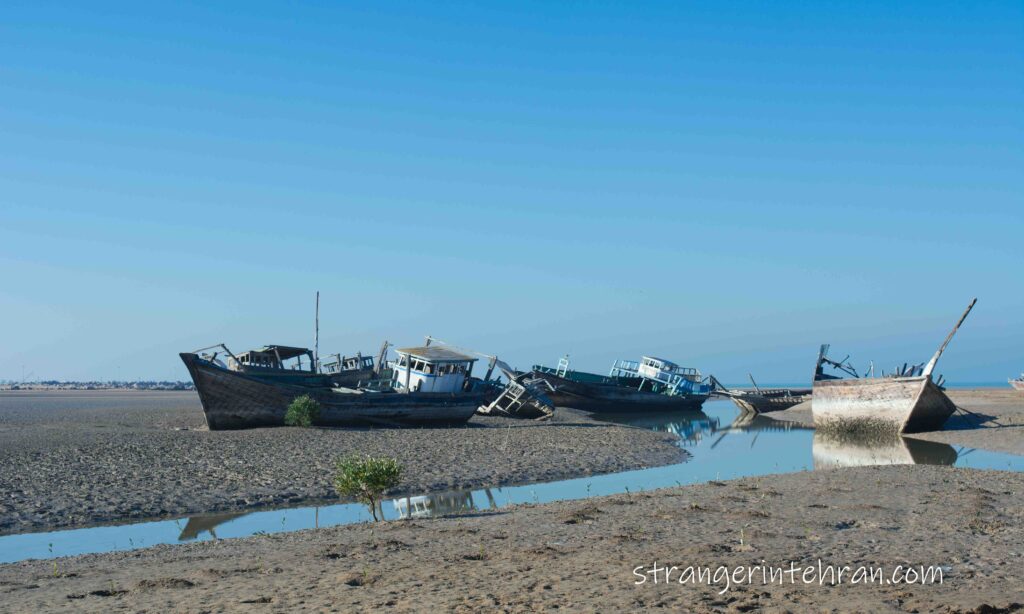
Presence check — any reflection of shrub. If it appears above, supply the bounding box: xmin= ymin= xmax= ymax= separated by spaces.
xmin=334 ymin=456 xmax=403 ymax=521
xmin=284 ymin=395 xmax=321 ymax=427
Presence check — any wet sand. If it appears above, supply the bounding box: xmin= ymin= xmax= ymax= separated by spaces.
xmin=1 ymin=465 xmax=1021 ymax=613
xmin=0 ymin=391 xmax=684 ymax=535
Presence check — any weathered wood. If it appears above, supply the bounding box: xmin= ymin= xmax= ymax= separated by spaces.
xmin=530 ymin=369 xmax=708 ymax=413
xmin=812 ymin=376 xmax=956 ymax=434
xmin=181 ymin=353 xmax=487 ymax=429
xmin=923 ymin=297 xmax=977 ymax=377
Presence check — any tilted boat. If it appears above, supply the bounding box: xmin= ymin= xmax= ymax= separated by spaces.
xmin=182 ymin=342 xmax=497 ymax=429
xmin=812 ymin=298 xmax=977 ymax=434
xmin=710 ymin=374 xmax=811 ymax=414
xmin=529 ymin=355 xmax=712 ymax=412
xmin=1010 ymin=374 xmax=1024 ymax=391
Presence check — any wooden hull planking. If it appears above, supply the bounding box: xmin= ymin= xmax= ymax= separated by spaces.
xmin=812 ymin=376 xmax=956 ymax=434
xmin=726 ymin=389 xmax=812 ymax=414
xmin=181 ymin=353 xmax=486 ymax=430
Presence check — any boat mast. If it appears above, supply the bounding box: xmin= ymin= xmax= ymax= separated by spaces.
xmin=922 ymin=298 xmax=977 ymax=378
xmin=314 ymin=291 xmax=320 ymax=374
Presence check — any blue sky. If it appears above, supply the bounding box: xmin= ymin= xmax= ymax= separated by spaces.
xmin=1 ymin=1 xmax=1021 ymax=383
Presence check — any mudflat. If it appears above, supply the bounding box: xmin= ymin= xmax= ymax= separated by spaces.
xmin=0 ymin=390 xmax=684 ymax=535
xmin=1 ymin=465 xmax=1020 ymax=613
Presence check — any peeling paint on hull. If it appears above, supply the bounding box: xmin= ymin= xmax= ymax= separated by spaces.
xmin=181 ymin=353 xmax=486 ymax=430
xmin=812 ymin=376 xmax=956 ymax=434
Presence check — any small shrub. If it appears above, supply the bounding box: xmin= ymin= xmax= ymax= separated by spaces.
xmin=284 ymin=394 xmax=321 ymax=427
xmin=334 ymin=455 xmax=403 ymax=521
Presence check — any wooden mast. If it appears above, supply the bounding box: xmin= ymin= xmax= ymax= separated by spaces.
xmin=314 ymin=291 xmax=320 ymax=374
xmin=923 ymin=298 xmax=977 ymax=378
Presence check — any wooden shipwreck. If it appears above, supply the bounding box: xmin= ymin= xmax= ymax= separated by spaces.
xmin=182 ymin=338 xmax=554 ymax=429
xmin=529 ymin=355 xmax=712 ymax=413
xmin=710 ymin=374 xmax=811 ymax=414
xmin=190 ymin=343 xmax=376 ymax=389
xmin=811 ymin=298 xmax=977 ymax=434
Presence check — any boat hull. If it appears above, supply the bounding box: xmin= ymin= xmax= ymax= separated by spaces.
xmin=1010 ymin=379 xmax=1024 ymax=391
xmin=530 ymin=370 xmax=708 ymax=413
xmin=726 ymin=389 xmax=812 ymax=414
xmin=812 ymin=376 xmax=956 ymax=434
xmin=181 ymin=353 xmax=487 ymax=430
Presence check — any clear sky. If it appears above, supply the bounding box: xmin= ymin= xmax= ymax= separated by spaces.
xmin=2 ymin=1 xmax=1022 ymax=383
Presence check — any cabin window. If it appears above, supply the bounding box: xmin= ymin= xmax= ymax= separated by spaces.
xmin=423 ymin=363 xmax=434 ymax=375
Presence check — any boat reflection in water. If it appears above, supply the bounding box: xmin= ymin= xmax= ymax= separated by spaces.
xmin=178 ymin=512 xmax=248 ymax=541
xmin=598 ymin=410 xmax=720 ymax=445
xmin=391 ymin=489 xmax=499 ymax=520
xmin=812 ymin=431 xmax=958 ymax=468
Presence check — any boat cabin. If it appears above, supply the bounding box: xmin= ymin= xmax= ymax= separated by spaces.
xmin=229 ymin=345 xmax=314 ymax=373
xmin=636 ymin=356 xmax=701 ymax=384
xmin=392 ymin=346 xmax=477 ymax=393
xmin=320 ymin=353 xmax=374 ymax=374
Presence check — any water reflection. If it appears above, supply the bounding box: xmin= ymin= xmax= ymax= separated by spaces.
xmin=598 ymin=410 xmax=719 ymax=444
xmin=392 ymin=489 xmax=490 ymax=520
xmin=177 ymin=512 xmax=248 ymax=541
xmin=5 ymin=401 xmax=1021 ymax=565
xmin=812 ymin=431 xmax=958 ymax=468
xmin=601 ymin=406 xmax=813 ymax=449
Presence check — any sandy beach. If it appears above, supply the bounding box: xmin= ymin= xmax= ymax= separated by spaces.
xmin=0 ymin=391 xmax=684 ymax=535
xmin=1 ymin=388 xmax=1022 ymax=613
xmin=1 ymin=465 xmax=1021 ymax=613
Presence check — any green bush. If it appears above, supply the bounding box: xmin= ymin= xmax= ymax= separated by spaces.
xmin=284 ymin=394 xmax=321 ymax=427
xmin=334 ymin=455 xmax=403 ymax=521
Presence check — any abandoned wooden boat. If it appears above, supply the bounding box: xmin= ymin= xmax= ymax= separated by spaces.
xmin=1010 ymin=374 xmax=1024 ymax=391
xmin=190 ymin=343 xmax=377 ymax=388
xmin=529 ymin=355 xmax=712 ymax=412
xmin=710 ymin=374 xmax=811 ymax=414
xmin=811 ymin=298 xmax=977 ymax=434
xmin=181 ymin=343 xmax=494 ymax=429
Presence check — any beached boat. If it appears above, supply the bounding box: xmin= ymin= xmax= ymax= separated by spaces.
xmin=529 ymin=355 xmax=712 ymax=412
xmin=1010 ymin=374 xmax=1024 ymax=391
xmin=181 ymin=343 xmax=494 ymax=429
xmin=812 ymin=298 xmax=977 ymax=434
xmin=190 ymin=343 xmax=377 ymax=388
xmin=710 ymin=374 xmax=811 ymax=414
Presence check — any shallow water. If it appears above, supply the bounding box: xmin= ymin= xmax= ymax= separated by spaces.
xmin=2 ymin=400 xmax=1021 ymax=564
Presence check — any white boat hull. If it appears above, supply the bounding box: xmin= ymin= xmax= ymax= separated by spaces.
xmin=812 ymin=376 xmax=956 ymax=434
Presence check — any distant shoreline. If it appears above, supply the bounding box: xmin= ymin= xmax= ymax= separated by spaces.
xmin=0 ymin=384 xmax=194 ymax=392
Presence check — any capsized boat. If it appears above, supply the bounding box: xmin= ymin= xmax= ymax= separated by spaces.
xmin=529 ymin=355 xmax=713 ymax=412
xmin=710 ymin=374 xmax=811 ymax=414
xmin=812 ymin=298 xmax=977 ymax=434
